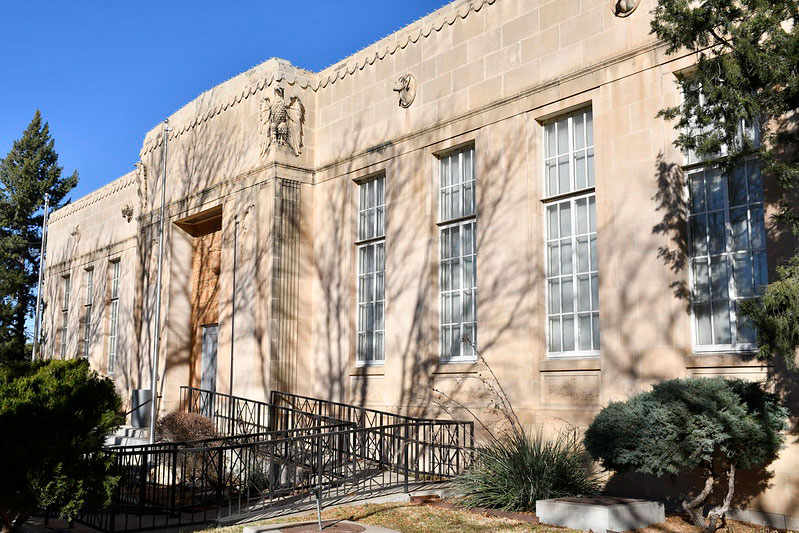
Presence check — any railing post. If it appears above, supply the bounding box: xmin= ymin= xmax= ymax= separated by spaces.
xmin=216 ymin=446 xmax=224 ymax=520
xmin=404 ymin=423 xmax=409 ymax=494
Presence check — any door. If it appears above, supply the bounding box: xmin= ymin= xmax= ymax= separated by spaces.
xmin=200 ymin=324 xmax=218 ymax=416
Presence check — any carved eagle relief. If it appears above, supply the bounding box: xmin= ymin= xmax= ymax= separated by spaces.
xmin=260 ymin=87 xmax=304 ymax=157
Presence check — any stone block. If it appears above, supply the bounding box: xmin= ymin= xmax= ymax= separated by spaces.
xmin=536 ymin=497 xmax=665 ymax=533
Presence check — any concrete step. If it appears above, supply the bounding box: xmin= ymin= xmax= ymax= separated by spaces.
xmin=105 ymin=425 xmax=150 ymax=447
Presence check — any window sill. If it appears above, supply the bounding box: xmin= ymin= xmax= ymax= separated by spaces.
xmin=432 ymin=359 xmax=479 ymax=374
xmin=540 ymin=356 xmax=601 ymax=373
xmin=686 ymin=352 xmax=766 ymax=369
xmin=349 ymin=363 xmax=385 ymax=376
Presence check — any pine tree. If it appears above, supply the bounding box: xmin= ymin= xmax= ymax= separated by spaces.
xmin=652 ymin=0 xmax=799 ymax=368
xmin=0 ymin=111 xmax=77 ymax=362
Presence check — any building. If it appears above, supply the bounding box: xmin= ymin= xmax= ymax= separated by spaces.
xmin=42 ymin=0 xmax=798 ymax=525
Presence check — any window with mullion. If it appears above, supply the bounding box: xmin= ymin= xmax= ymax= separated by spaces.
xmin=544 ymin=109 xmax=594 ymax=197
xmin=108 ymin=261 xmax=120 ymax=374
xmin=358 ymin=176 xmax=385 ymax=241
xmin=60 ymin=275 xmax=70 ymax=359
xmin=440 ymin=220 xmax=477 ymax=361
xmin=543 ymin=108 xmax=600 ymax=357
xmin=356 ymin=176 xmax=386 ymax=364
xmin=688 ymin=159 xmax=766 ymax=351
xmin=83 ymin=268 xmax=93 ymax=359
xmin=546 ymin=194 xmax=599 ymax=355
xmin=440 ymin=147 xmax=475 ymax=221
xmin=439 ymin=146 xmax=477 ymax=362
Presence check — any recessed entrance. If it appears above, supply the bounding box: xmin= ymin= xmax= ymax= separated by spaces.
xmin=175 ymin=206 xmax=223 ymax=394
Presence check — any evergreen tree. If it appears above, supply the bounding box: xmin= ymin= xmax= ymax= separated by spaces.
xmin=0 ymin=111 xmax=77 ymax=362
xmin=652 ymin=1 xmax=799 ymax=368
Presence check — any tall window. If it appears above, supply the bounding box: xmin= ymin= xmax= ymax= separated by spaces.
xmin=60 ymin=275 xmax=71 ymax=359
xmin=107 ymin=261 xmax=120 ymax=374
xmin=543 ymin=108 xmax=600 ymax=356
xmin=356 ymin=176 xmax=385 ymax=364
xmin=439 ymin=147 xmax=477 ymax=361
xmin=689 ymin=160 xmax=766 ymax=350
xmin=83 ymin=268 xmax=94 ymax=359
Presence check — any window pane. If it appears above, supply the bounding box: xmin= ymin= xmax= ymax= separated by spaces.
xmin=754 ymin=251 xmax=768 ymax=295
xmin=561 ymin=278 xmax=574 ymax=313
xmin=573 ymin=113 xmax=585 ymax=150
xmin=592 ymin=314 xmax=600 ymax=350
xmin=547 ymin=205 xmax=559 ymax=239
xmin=574 ymin=151 xmax=587 ymax=190
xmin=575 ymin=198 xmax=588 ymax=234
xmin=557 ymin=119 xmax=569 ymax=155
xmin=750 ymin=206 xmax=766 ymax=249
xmin=558 ymin=155 xmax=570 ymax=194
xmin=695 ymin=303 xmax=712 ymax=345
xmin=560 ymin=240 xmax=573 ymax=275
xmin=690 ymin=174 xmax=706 ymax=213
xmin=549 ymin=318 xmax=561 ymax=352
xmin=586 ymin=148 xmax=595 ymax=187
xmin=546 ymin=161 xmax=558 ymax=197
xmin=707 ymin=170 xmax=724 ymax=210
xmin=736 ymin=302 xmax=756 ymax=344
xmin=548 ymin=243 xmax=560 ymax=276
xmin=730 ymin=207 xmax=749 ymax=251
xmin=577 ymin=275 xmax=591 ymax=312
xmin=748 ymin=162 xmax=763 ymax=203
xmin=691 ymin=216 xmax=708 ymax=256
xmin=707 ymin=212 xmax=726 ymax=255
xmin=732 ymin=254 xmax=753 ymax=298
xmin=693 ymin=260 xmax=710 ymax=301
xmin=562 ymin=315 xmax=575 ymax=351
xmin=729 ymin=166 xmax=748 ymax=207
xmin=559 ymin=202 xmax=572 ymax=238
xmin=712 ymin=301 xmax=732 ymax=344
xmin=709 ymin=256 xmax=729 ymax=300
xmin=578 ymin=314 xmax=592 ymax=350
xmin=591 ymin=274 xmax=599 ymax=311
xmin=549 ymin=279 xmax=561 ymax=314
xmin=545 ymin=124 xmax=556 ymax=158
xmin=576 ymin=236 xmax=590 ymax=273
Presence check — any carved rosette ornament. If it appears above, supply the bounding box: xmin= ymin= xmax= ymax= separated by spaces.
xmin=259 ymin=87 xmax=304 ymax=157
xmin=393 ymin=74 xmax=417 ymax=108
xmin=613 ymin=0 xmax=641 ymax=17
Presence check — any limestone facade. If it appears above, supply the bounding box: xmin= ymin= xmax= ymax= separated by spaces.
xmin=42 ymin=0 xmax=798 ymax=522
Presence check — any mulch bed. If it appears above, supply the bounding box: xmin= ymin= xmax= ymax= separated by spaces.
xmin=409 ymin=495 xmax=540 ymax=524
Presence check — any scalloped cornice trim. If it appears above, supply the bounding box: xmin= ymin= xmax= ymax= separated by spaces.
xmin=49 ymin=171 xmax=137 ymax=224
xmin=139 ymin=0 xmax=495 ymax=158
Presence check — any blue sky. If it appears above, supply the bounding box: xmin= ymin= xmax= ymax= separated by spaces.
xmin=0 ymin=1 xmax=448 ymax=201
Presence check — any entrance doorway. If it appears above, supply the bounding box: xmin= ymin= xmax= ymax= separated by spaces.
xmin=201 ymin=324 xmax=218 ymax=415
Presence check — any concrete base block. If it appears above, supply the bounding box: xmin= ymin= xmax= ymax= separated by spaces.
xmin=536 ymin=497 xmax=665 ymax=533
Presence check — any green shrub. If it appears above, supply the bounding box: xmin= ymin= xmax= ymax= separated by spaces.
xmin=456 ymin=430 xmax=600 ymax=512
xmin=739 ymin=259 xmax=799 ymax=370
xmin=584 ymin=377 xmax=788 ymax=532
xmin=0 ymin=359 xmax=122 ymax=533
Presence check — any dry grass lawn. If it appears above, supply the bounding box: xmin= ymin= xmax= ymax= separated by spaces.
xmin=210 ymin=502 xmax=793 ymax=533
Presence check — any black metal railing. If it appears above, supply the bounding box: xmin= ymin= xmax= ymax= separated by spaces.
xmin=78 ymin=388 xmax=474 ymax=533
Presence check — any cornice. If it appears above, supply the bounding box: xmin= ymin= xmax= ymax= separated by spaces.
xmin=49 ymin=171 xmax=138 ymax=224
xmin=315 ymin=0 xmax=495 ymax=88
xmin=138 ymin=0 xmax=495 ymax=158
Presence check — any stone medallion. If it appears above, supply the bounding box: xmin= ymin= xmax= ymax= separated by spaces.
xmin=613 ymin=0 xmax=641 ymax=17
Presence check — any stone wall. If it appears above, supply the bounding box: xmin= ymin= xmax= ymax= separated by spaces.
xmin=42 ymin=0 xmax=798 ymax=521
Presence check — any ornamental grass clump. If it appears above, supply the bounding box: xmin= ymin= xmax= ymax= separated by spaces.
xmin=456 ymin=430 xmax=601 ymax=513
xmin=584 ymin=377 xmax=788 ymax=533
